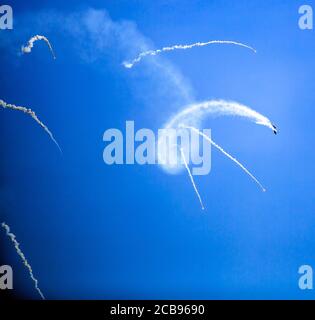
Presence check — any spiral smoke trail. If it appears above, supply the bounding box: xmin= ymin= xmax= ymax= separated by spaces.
xmin=180 ymin=125 xmax=266 ymax=192
xmin=1 ymin=222 xmax=45 ymax=300
xmin=123 ymin=40 xmax=256 ymax=68
xmin=0 ymin=99 xmax=62 ymax=153
xmin=180 ymin=147 xmax=205 ymax=210
xmin=21 ymin=35 xmax=56 ymax=59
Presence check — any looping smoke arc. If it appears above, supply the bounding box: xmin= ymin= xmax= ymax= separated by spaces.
xmin=1 ymin=222 xmax=45 ymax=300
xmin=0 ymin=99 xmax=62 ymax=153
xmin=21 ymin=35 xmax=56 ymax=59
xmin=123 ymin=40 xmax=256 ymax=68
xmin=167 ymin=99 xmax=277 ymax=134
xmin=159 ymin=99 xmax=276 ymax=208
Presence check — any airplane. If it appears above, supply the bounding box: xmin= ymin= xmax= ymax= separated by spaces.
xmin=272 ymin=124 xmax=277 ymax=135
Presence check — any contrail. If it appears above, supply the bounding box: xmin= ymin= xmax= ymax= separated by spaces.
xmin=123 ymin=40 xmax=256 ymax=68
xmin=181 ymin=125 xmax=266 ymax=192
xmin=166 ymin=99 xmax=277 ymax=134
xmin=0 ymin=99 xmax=62 ymax=153
xmin=21 ymin=35 xmax=56 ymax=59
xmin=1 ymin=222 xmax=45 ymax=300
xmin=180 ymin=147 xmax=205 ymax=210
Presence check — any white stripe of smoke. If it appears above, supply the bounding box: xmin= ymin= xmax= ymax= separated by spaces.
xmin=180 ymin=147 xmax=205 ymax=210
xmin=166 ymin=99 xmax=275 ymax=133
xmin=123 ymin=40 xmax=256 ymax=68
xmin=21 ymin=35 xmax=56 ymax=59
xmin=181 ymin=125 xmax=266 ymax=192
xmin=0 ymin=99 xmax=62 ymax=153
xmin=1 ymin=222 xmax=45 ymax=300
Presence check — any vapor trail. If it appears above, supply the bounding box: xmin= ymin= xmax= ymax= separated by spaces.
xmin=123 ymin=40 xmax=256 ymax=68
xmin=0 ymin=99 xmax=62 ymax=153
xmin=21 ymin=35 xmax=56 ymax=59
xmin=181 ymin=125 xmax=266 ymax=192
xmin=180 ymin=147 xmax=205 ymax=210
xmin=167 ymin=99 xmax=277 ymax=134
xmin=1 ymin=222 xmax=45 ymax=300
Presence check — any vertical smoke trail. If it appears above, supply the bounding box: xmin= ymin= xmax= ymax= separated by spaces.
xmin=180 ymin=147 xmax=205 ymax=210
xmin=21 ymin=35 xmax=56 ymax=59
xmin=0 ymin=99 xmax=62 ymax=153
xmin=1 ymin=222 xmax=45 ymax=300
xmin=123 ymin=40 xmax=256 ymax=68
xmin=181 ymin=125 xmax=266 ymax=192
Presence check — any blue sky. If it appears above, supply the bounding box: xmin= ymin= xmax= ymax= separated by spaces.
xmin=1 ymin=0 xmax=315 ymax=299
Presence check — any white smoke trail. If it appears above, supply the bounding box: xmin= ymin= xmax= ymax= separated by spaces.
xmin=181 ymin=125 xmax=266 ymax=192
xmin=166 ymin=99 xmax=277 ymax=134
xmin=1 ymin=222 xmax=45 ymax=300
xmin=21 ymin=35 xmax=56 ymax=59
xmin=123 ymin=40 xmax=256 ymax=68
xmin=179 ymin=147 xmax=205 ymax=210
xmin=0 ymin=99 xmax=62 ymax=153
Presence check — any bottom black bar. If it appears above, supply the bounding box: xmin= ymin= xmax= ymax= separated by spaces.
xmin=0 ymin=300 xmax=314 ymax=318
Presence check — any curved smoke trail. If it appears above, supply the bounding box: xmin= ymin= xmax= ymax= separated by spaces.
xmin=123 ymin=40 xmax=256 ymax=68
xmin=165 ymin=99 xmax=277 ymax=134
xmin=21 ymin=35 xmax=56 ymax=59
xmin=0 ymin=99 xmax=62 ymax=153
xmin=157 ymin=99 xmax=276 ymax=205
xmin=1 ymin=222 xmax=45 ymax=300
